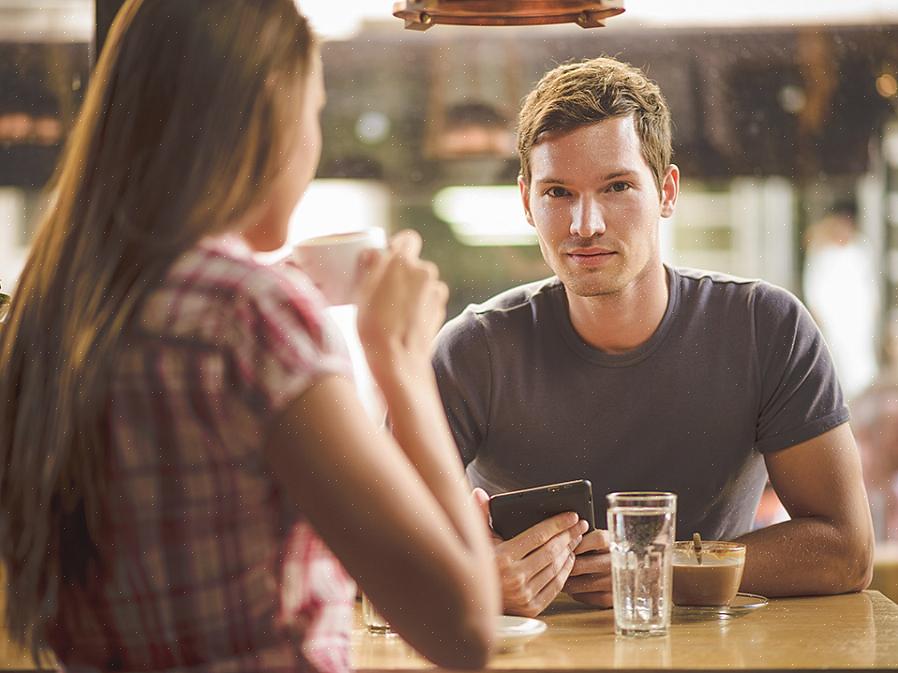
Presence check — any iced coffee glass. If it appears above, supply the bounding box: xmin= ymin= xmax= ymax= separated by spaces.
xmin=606 ymin=492 xmax=677 ymax=637
xmin=672 ymin=541 xmax=746 ymax=607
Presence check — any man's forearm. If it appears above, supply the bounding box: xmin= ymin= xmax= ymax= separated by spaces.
xmin=735 ymin=517 xmax=873 ymax=597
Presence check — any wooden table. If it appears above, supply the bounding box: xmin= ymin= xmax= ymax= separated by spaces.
xmin=3 ymin=590 xmax=896 ymax=670
xmin=352 ymin=591 xmax=898 ymax=671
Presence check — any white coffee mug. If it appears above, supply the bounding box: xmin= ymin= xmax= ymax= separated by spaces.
xmin=292 ymin=228 xmax=387 ymax=306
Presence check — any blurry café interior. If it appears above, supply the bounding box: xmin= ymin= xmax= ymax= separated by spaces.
xmin=2 ymin=0 xmax=898 ymax=668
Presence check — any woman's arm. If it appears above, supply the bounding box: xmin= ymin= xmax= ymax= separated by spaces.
xmin=263 ymin=231 xmax=499 ymax=669
xmin=266 ymin=375 xmax=497 ymax=668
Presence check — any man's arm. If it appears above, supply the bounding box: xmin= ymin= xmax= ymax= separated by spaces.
xmin=432 ymin=312 xmax=490 ymax=466
xmin=737 ymin=422 xmax=874 ymax=596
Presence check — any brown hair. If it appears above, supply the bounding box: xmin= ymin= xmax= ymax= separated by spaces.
xmin=517 ymin=57 xmax=672 ymax=192
xmin=0 ymin=0 xmax=315 ymax=658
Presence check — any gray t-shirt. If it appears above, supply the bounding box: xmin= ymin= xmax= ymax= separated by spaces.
xmin=432 ymin=266 xmax=849 ymax=540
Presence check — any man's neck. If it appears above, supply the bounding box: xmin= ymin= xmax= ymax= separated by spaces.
xmin=565 ymin=264 xmax=670 ymax=354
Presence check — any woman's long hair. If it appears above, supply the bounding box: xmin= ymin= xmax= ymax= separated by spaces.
xmin=0 ymin=0 xmax=315 ymax=656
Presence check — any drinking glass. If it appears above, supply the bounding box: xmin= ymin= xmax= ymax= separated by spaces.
xmin=606 ymin=491 xmax=677 ymax=637
xmin=362 ymin=593 xmax=392 ymax=634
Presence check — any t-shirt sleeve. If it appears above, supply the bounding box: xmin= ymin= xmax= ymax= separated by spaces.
xmin=752 ymin=282 xmax=850 ymax=454
xmin=432 ymin=309 xmax=492 ymax=466
xmin=231 ymin=265 xmax=353 ymax=420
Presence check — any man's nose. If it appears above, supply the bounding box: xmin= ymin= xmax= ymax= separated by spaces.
xmin=570 ymin=199 xmax=606 ymax=238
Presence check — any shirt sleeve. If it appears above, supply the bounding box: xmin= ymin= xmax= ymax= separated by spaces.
xmin=432 ymin=308 xmax=492 ymax=466
xmin=231 ymin=264 xmax=353 ymax=420
xmin=752 ymin=282 xmax=850 ymax=454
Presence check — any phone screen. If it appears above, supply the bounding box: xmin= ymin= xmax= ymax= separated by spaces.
xmin=488 ymin=479 xmax=595 ymax=540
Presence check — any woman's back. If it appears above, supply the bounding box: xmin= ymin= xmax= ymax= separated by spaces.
xmin=48 ymin=236 xmax=356 ymax=672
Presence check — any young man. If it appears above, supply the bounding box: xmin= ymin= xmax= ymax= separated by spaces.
xmin=432 ymin=57 xmax=874 ymax=618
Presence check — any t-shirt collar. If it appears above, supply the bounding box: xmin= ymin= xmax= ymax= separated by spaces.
xmin=553 ymin=264 xmax=681 ymax=367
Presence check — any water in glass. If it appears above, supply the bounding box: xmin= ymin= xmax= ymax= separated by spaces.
xmin=607 ymin=499 xmax=676 ymax=637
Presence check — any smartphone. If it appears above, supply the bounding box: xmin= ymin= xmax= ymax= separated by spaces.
xmin=488 ymin=479 xmax=595 ymax=541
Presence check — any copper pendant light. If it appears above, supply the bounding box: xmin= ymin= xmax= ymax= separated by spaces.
xmin=393 ymin=1 xmax=625 ymax=31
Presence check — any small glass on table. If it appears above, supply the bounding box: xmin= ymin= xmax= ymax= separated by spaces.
xmin=362 ymin=593 xmax=393 ymax=635
xmin=606 ymin=491 xmax=677 ymax=637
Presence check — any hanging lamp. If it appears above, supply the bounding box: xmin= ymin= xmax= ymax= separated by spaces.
xmin=393 ymin=1 xmax=625 ymax=31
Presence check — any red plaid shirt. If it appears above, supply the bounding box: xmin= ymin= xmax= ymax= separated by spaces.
xmin=48 ymin=235 xmax=357 ymax=673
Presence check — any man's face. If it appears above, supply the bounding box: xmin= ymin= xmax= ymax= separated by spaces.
xmin=519 ymin=115 xmax=678 ymax=298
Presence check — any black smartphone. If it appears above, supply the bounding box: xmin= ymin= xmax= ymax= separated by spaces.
xmin=488 ymin=479 xmax=596 ymax=541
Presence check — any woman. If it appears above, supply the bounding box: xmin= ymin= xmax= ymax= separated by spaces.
xmin=0 ymin=1 xmax=499 ymax=671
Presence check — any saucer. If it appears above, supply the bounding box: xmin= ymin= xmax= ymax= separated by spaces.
xmin=672 ymin=592 xmax=768 ymax=622
xmin=496 ymin=615 xmax=547 ymax=652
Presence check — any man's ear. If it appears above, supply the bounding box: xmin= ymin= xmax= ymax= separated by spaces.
xmin=518 ymin=175 xmax=535 ymax=228
xmin=660 ymin=164 xmax=680 ymax=218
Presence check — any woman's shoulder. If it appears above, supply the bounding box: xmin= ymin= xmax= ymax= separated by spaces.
xmin=182 ymin=235 xmax=322 ymax=301
xmin=144 ymin=235 xmax=331 ymax=344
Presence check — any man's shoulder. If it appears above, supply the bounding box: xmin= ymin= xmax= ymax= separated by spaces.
xmin=467 ymin=276 xmax=563 ymax=316
xmin=674 ymin=265 xmax=760 ymax=290
xmin=436 ymin=277 xmax=562 ymax=350
xmin=673 ymin=266 xmax=799 ymax=310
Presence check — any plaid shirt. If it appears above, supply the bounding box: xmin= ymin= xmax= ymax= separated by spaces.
xmin=48 ymin=235 xmax=357 ymax=673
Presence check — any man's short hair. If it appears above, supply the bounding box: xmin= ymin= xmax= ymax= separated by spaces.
xmin=517 ymin=57 xmax=672 ymax=193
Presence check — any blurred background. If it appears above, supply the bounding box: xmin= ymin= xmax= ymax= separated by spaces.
xmin=1 ymin=0 xmax=898 ymax=587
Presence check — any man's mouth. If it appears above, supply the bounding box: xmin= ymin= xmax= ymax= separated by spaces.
xmin=566 ymin=248 xmax=616 ymax=258
xmin=563 ymin=246 xmax=618 ymax=269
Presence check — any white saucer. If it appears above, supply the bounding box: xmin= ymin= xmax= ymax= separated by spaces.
xmin=496 ymin=615 xmax=547 ymax=652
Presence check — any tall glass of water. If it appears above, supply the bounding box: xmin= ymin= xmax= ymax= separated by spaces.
xmin=606 ymin=492 xmax=677 ymax=637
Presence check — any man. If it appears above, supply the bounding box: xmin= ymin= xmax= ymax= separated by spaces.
xmin=433 ymin=57 xmax=874 ymax=618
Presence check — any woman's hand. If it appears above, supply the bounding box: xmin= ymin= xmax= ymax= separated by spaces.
xmin=356 ymin=229 xmax=448 ymax=383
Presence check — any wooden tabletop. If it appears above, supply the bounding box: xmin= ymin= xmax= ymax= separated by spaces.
xmin=352 ymin=591 xmax=898 ymax=672
xmin=2 ymin=590 xmax=896 ymax=671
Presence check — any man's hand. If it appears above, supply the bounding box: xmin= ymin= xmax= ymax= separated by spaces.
xmin=563 ymin=529 xmax=613 ymax=608
xmin=473 ymin=488 xmax=587 ymax=617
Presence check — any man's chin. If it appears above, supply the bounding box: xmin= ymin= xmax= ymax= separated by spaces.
xmin=562 ymin=278 xmax=622 ymax=298
xmin=553 ymin=267 xmax=620 ymax=297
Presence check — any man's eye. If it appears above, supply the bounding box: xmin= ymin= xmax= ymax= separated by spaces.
xmin=609 ymin=182 xmax=630 ymax=193
xmin=545 ymin=186 xmax=570 ymax=197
